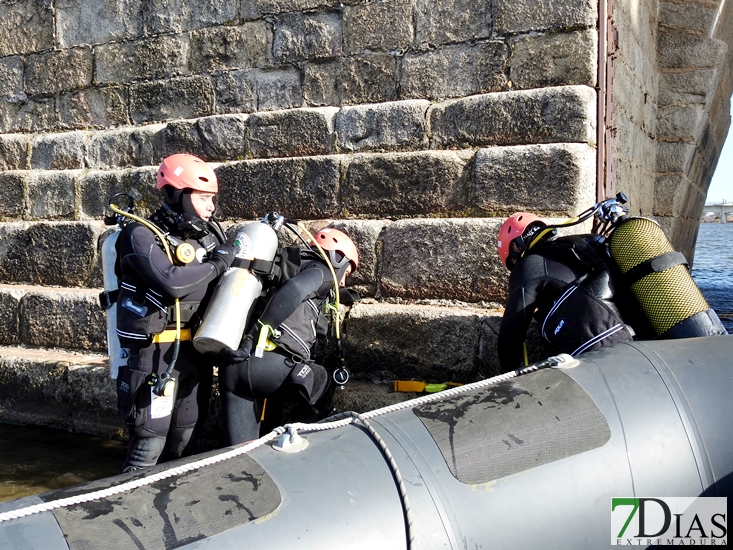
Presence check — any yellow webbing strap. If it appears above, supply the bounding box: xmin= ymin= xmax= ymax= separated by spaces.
xmin=153 ymin=329 xmax=192 ymax=343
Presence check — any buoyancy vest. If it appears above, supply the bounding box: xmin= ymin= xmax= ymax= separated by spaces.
xmin=261 ymin=247 xmax=333 ymax=362
xmin=113 ymin=217 xmax=223 ymax=349
xmin=530 ymin=235 xmax=634 ymax=356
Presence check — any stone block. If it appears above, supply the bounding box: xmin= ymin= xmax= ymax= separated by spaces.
xmin=379 ymin=218 xmax=508 ymax=302
xmin=161 ymin=119 xmax=204 ymax=159
xmin=415 ymin=0 xmax=492 ymax=46
xmin=655 ymin=141 xmax=696 ymax=173
xmin=30 ymin=131 xmax=87 ymax=170
xmin=130 ymin=76 xmax=216 ymax=124
xmin=20 ymin=290 xmax=107 ymax=352
xmin=55 ymin=0 xmax=142 ymax=47
xmin=0 ymin=355 xmax=71 ymax=430
xmin=190 ymin=22 xmax=268 ymax=73
xmin=144 ymin=0 xmax=240 ymax=34
xmin=657 ymin=30 xmax=727 ymax=70
xmin=654 ymin=173 xmax=688 ymax=217
xmin=0 ymin=135 xmax=29 ymax=171
xmin=510 ymin=29 xmax=597 ymax=89
xmin=248 ymin=107 xmax=335 ymax=158
xmin=58 ymin=86 xmax=129 ymax=130
xmin=0 ymin=0 xmax=54 ymax=57
xmin=242 ymin=0 xmax=329 ymax=17
xmin=216 ymin=156 xmax=340 ymax=220
xmin=87 ymin=125 xmax=165 ymax=169
xmin=343 ymin=301 xmax=485 ymax=382
xmin=324 ymin=219 xmax=391 ymax=296
xmin=79 ymin=168 xmax=158 ymax=219
xmin=95 ymin=35 xmax=189 ymax=85
xmin=343 ymin=0 xmax=413 ymax=54
xmin=273 ymin=11 xmax=342 ymax=63
xmin=341 ymin=150 xmax=472 ymax=217
xmin=0 ymin=56 xmax=26 ymax=103
xmin=659 ymin=68 xmax=719 ymax=106
xmin=212 ymin=69 xmax=257 ymax=114
xmin=429 ymin=85 xmax=596 ymax=148
xmin=495 ymin=0 xmax=596 ymax=34
xmin=659 ymin=1 xmax=718 ymax=34
xmin=67 ymin=363 xmax=122 ymax=438
xmin=474 ymin=143 xmax=596 ymax=215
xmin=304 ymin=54 xmax=398 ymax=106
xmin=0 ymin=286 xmax=24 ymax=345
xmin=255 ymin=67 xmax=303 ymax=111
xmin=26 ymin=171 xmax=77 ymax=220
xmin=0 ymin=221 xmax=106 ymax=287
xmin=401 ymin=42 xmax=508 ymax=100
xmin=0 ymin=98 xmax=57 ymax=134
xmin=0 ymin=172 xmax=25 ymax=219
xmin=656 ymin=104 xmax=704 ymax=140
xmin=25 ymin=47 xmax=93 ymax=96
xmin=335 ymin=100 xmax=430 ymax=153
xmin=196 ymin=114 xmax=249 ymax=161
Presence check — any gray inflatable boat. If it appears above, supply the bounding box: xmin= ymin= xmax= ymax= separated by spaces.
xmin=1 ymin=336 xmax=730 ymax=549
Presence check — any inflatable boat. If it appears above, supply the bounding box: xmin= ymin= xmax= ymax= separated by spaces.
xmin=0 ymin=336 xmax=730 ymax=549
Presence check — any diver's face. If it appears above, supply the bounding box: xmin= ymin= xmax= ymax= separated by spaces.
xmin=190 ymin=191 xmax=216 ymax=221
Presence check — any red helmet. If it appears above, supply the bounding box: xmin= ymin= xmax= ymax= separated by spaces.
xmin=311 ymin=228 xmax=359 ymax=272
xmin=156 ymin=154 xmax=218 ymax=193
xmin=497 ymin=212 xmax=546 ymax=268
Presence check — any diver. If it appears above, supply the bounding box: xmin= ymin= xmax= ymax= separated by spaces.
xmin=114 ymin=153 xmax=239 ymax=472
xmin=216 ymin=227 xmax=359 ymax=445
xmin=496 ymin=211 xmax=635 ymax=372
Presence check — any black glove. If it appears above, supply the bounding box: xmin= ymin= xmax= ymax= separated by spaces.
xmin=217 ymin=333 xmax=254 ymax=364
xmin=208 ymin=243 xmax=239 ymax=276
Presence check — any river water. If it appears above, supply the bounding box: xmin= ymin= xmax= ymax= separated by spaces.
xmin=0 ymin=222 xmax=731 ymax=504
xmin=690 ymin=222 xmax=733 ymax=332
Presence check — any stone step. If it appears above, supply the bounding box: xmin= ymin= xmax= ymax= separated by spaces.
xmin=0 ymin=86 xmax=595 ymax=171
xmin=0 ymin=344 xmax=435 ymax=442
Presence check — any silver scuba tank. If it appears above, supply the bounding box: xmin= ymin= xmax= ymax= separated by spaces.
xmin=101 ymin=228 xmax=123 ymax=379
xmin=193 ymin=221 xmax=279 ymax=354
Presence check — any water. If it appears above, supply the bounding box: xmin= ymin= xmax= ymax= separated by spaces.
xmin=691 ymin=223 xmax=733 ymax=333
xmin=0 ymin=423 xmax=127 ymax=503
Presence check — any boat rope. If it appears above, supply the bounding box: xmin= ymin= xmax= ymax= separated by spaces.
xmin=0 ymin=354 xmax=575 ymax=524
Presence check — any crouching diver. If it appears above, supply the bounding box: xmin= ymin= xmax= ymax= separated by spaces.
xmin=113 ymin=154 xmax=238 ymax=472
xmin=217 ymin=228 xmax=359 ymax=445
xmin=496 ymin=212 xmax=634 ymax=372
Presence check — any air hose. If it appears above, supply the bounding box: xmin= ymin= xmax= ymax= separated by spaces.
xmin=108 ymin=196 xmax=181 ymax=397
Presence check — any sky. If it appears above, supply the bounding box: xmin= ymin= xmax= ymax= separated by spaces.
xmin=705 ymin=97 xmax=733 ymax=204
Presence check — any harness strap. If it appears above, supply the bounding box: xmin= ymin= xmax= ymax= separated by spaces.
xmin=231 ymin=257 xmax=276 ymax=276
xmin=99 ymin=289 xmax=119 ymax=309
xmin=623 ymin=251 xmax=688 ymax=286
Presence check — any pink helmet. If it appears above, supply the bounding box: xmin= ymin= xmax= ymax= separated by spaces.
xmin=311 ymin=228 xmax=359 ymax=272
xmin=497 ymin=212 xmax=546 ymax=268
xmin=156 ymin=154 xmax=218 ymax=193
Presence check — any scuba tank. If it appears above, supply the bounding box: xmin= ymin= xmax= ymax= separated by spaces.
xmin=100 ymin=228 xmax=123 ymax=379
xmin=607 ymin=216 xmax=727 ymax=338
xmin=193 ymin=217 xmax=280 ymax=354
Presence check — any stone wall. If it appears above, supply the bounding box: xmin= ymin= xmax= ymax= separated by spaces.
xmin=0 ymin=0 xmax=731 ymax=439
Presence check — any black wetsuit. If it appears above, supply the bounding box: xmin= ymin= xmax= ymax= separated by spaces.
xmin=114 ymin=209 xmax=231 ymax=471
xmin=498 ymin=235 xmax=634 ymax=372
xmin=219 ymin=256 xmax=338 ymax=445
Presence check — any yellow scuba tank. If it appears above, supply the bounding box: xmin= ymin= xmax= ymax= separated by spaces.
xmin=607 ymin=217 xmax=727 ymax=339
